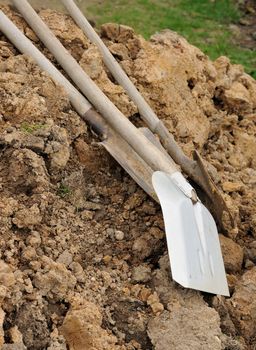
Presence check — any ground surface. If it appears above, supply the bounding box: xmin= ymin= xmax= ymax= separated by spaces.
xmin=0 ymin=4 xmax=256 ymax=350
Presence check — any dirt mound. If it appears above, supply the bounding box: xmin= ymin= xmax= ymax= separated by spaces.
xmin=0 ymin=5 xmax=255 ymax=350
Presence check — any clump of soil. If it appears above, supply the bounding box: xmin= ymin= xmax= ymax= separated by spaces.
xmin=0 ymin=5 xmax=255 ymax=350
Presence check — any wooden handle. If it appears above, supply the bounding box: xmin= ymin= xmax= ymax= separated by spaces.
xmin=11 ymin=0 xmax=178 ymax=175
xmin=61 ymin=0 xmax=159 ymax=130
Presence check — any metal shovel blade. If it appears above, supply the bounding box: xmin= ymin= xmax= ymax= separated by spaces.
xmin=101 ymin=127 xmax=157 ymax=201
xmin=152 ymin=171 xmax=229 ymax=296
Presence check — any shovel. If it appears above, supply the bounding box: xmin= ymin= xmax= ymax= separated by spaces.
xmin=9 ymin=0 xmax=229 ymax=295
xmin=61 ymin=0 xmax=232 ymax=232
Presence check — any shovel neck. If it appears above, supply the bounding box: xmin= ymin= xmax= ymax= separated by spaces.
xmin=170 ymin=172 xmax=199 ymax=202
xmin=82 ymin=109 xmax=109 ymax=140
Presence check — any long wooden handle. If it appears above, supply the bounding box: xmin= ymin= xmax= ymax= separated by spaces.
xmin=0 ymin=10 xmax=108 ymax=138
xmin=61 ymin=0 xmax=159 ymax=130
xmin=11 ymin=0 xmax=178 ymax=175
xmin=61 ymin=0 xmax=192 ymax=166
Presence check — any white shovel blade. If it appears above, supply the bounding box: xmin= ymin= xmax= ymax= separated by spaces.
xmin=152 ymin=171 xmax=229 ymax=296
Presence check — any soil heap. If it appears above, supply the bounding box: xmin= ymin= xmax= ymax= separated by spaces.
xmin=0 ymin=5 xmax=255 ymax=350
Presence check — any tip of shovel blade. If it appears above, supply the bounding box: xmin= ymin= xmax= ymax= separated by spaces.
xmin=172 ymin=272 xmax=230 ymax=296
xmin=152 ymin=171 xmax=230 ymax=297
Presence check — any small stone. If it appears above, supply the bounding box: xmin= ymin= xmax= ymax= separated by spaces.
xmin=222 ymin=181 xmax=244 ymax=192
xmin=227 ymin=274 xmax=238 ymax=293
xmin=223 ymin=81 xmax=252 ymax=113
xmin=106 ymin=228 xmax=115 ymax=236
xmin=244 ymin=259 xmax=254 ymax=269
xmin=132 ymin=236 xmax=152 ymax=259
xmin=9 ymin=325 xmax=23 ymax=344
xmin=109 ymin=42 xmax=129 ymax=60
xmin=12 ymin=204 xmax=42 ymax=229
xmin=122 ymin=211 xmax=129 ymax=220
xmin=26 ymin=231 xmax=41 ymax=247
xmin=24 ymin=278 xmax=34 ymax=294
xmin=22 ymin=247 xmax=37 ymax=261
xmin=103 ymin=255 xmax=112 ymax=264
xmin=6 ymin=126 xmax=15 ymax=133
xmin=115 ymin=230 xmax=124 ymax=241
xmin=130 ymin=284 xmax=141 ymax=297
xmin=147 ymin=292 xmax=164 ymax=314
xmin=101 ymin=271 xmax=112 ymax=287
xmin=49 ymin=144 xmax=70 ymax=170
xmin=150 ymin=302 xmax=164 ymax=314
xmin=0 ymin=260 xmax=15 ymax=287
xmin=29 ymin=261 xmax=41 ymax=271
xmin=80 ymin=46 xmax=104 ymax=80
xmin=132 ymin=265 xmax=151 ymax=283
xmin=80 ymin=210 xmax=94 ymax=221
xmin=150 ymin=227 xmax=164 ymax=240
xmin=122 ymin=287 xmax=131 ymax=296
xmin=139 ymin=287 xmax=152 ymax=302
xmin=70 ymin=262 xmax=84 ymax=282
xmin=219 ymin=235 xmax=244 ymax=273
xmin=57 ymin=250 xmax=73 ymax=267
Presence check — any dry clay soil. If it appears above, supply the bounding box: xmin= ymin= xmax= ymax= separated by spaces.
xmin=0 ymin=5 xmax=256 ymax=350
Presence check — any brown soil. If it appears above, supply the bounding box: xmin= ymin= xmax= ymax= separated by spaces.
xmin=0 ymin=5 xmax=256 ymax=350
xmin=237 ymin=0 xmax=256 ymax=50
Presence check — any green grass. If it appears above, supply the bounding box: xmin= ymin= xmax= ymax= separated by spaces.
xmin=2 ymin=0 xmax=254 ymax=76
xmin=85 ymin=0 xmax=255 ymax=78
xmin=57 ymin=183 xmax=71 ymax=198
xmin=20 ymin=122 xmax=46 ymax=133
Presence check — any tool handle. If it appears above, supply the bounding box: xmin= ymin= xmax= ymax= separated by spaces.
xmin=61 ymin=0 xmax=192 ymax=165
xmin=0 ymin=10 xmax=109 ymax=139
xmin=61 ymin=0 xmax=159 ymax=130
xmin=11 ymin=0 xmax=178 ymax=175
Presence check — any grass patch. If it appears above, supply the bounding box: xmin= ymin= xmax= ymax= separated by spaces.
xmin=21 ymin=122 xmax=46 ymax=134
xmin=85 ymin=0 xmax=255 ymax=77
xmin=57 ymin=183 xmax=71 ymax=198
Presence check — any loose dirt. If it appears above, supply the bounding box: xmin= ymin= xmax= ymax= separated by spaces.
xmin=237 ymin=0 xmax=256 ymax=50
xmin=0 ymin=5 xmax=255 ymax=350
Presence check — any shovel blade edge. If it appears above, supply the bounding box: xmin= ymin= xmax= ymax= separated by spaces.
xmin=152 ymin=171 xmax=229 ymax=296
